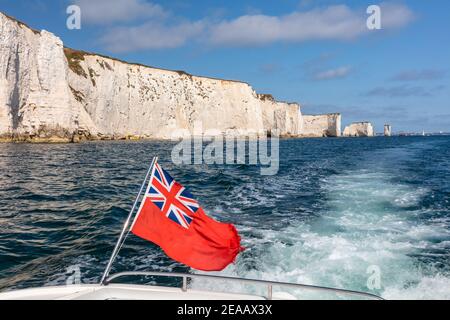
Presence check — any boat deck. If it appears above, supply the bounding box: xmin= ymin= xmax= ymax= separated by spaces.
xmin=0 ymin=284 xmax=268 ymax=300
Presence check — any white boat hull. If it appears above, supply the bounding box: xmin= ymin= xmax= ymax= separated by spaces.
xmin=0 ymin=284 xmax=268 ymax=300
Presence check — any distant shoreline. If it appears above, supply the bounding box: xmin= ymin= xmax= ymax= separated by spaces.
xmin=1 ymin=134 xmax=448 ymax=145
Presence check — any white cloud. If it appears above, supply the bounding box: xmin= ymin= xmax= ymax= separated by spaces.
xmin=209 ymin=6 xmax=364 ymax=47
xmin=101 ymin=21 xmax=205 ymax=52
xmin=74 ymin=0 xmax=166 ymax=25
xmin=391 ymin=69 xmax=446 ymax=81
xmin=96 ymin=2 xmax=415 ymax=52
xmin=378 ymin=2 xmax=415 ymax=29
xmin=208 ymin=3 xmax=414 ymax=47
xmin=313 ymin=66 xmax=352 ymax=80
xmin=366 ymin=85 xmax=445 ymax=97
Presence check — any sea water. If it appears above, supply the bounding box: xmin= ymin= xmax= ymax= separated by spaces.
xmin=0 ymin=136 xmax=449 ymax=299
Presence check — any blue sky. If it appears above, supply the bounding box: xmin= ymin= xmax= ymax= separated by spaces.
xmin=1 ymin=0 xmax=449 ymax=133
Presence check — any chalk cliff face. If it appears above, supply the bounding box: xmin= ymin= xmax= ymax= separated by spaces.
xmin=0 ymin=13 xmax=81 ymax=141
xmin=66 ymin=50 xmax=272 ymax=139
xmin=302 ymin=114 xmax=341 ymax=137
xmin=0 ymin=12 xmax=267 ymax=141
xmin=259 ymin=94 xmax=302 ymax=137
xmin=0 ymin=12 xmax=336 ymax=142
xmin=343 ymin=122 xmax=375 ymax=137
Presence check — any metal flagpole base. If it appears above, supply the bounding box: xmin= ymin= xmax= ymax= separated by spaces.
xmin=100 ymin=156 xmax=157 ymax=285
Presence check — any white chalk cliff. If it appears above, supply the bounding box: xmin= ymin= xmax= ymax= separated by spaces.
xmin=343 ymin=122 xmax=375 ymax=137
xmin=302 ymin=114 xmax=341 ymax=137
xmin=259 ymin=94 xmax=302 ymax=137
xmin=0 ymin=14 xmax=77 ymax=141
xmin=0 ymin=13 xmax=339 ymax=142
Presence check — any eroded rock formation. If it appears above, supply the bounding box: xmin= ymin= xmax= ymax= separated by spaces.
xmin=343 ymin=122 xmax=375 ymax=137
xmin=302 ymin=114 xmax=341 ymax=137
xmin=384 ymin=124 xmax=392 ymax=137
xmin=259 ymin=94 xmax=302 ymax=137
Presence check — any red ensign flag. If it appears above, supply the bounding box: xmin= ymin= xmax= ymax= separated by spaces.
xmin=131 ymin=161 xmax=244 ymax=271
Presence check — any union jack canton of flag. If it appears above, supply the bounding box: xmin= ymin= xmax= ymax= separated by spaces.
xmin=146 ymin=163 xmax=200 ymax=229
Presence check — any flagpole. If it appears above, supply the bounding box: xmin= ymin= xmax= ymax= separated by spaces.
xmin=100 ymin=156 xmax=158 ymax=285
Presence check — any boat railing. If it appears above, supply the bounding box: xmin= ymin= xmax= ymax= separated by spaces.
xmin=104 ymin=271 xmax=384 ymax=300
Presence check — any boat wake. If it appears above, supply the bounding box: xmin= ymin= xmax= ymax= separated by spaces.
xmin=192 ymin=141 xmax=450 ymax=299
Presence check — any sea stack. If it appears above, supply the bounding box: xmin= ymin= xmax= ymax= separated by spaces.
xmin=343 ymin=122 xmax=375 ymax=137
xmin=384 ymin=125 xmax=392 ymax=137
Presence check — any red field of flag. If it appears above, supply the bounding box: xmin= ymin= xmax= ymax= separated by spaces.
xmin=131 ymin=161 xmax=244 ymax=271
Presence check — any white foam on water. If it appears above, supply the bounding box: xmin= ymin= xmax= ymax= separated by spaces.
xmin=191 ymin=147 xmax=450 ymax=299
xmin=45 ymin=255 xmax=100 ymax=286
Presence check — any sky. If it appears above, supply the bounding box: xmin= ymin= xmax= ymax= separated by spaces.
xmin=1 ymin=0 xmax=449 ymax=133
